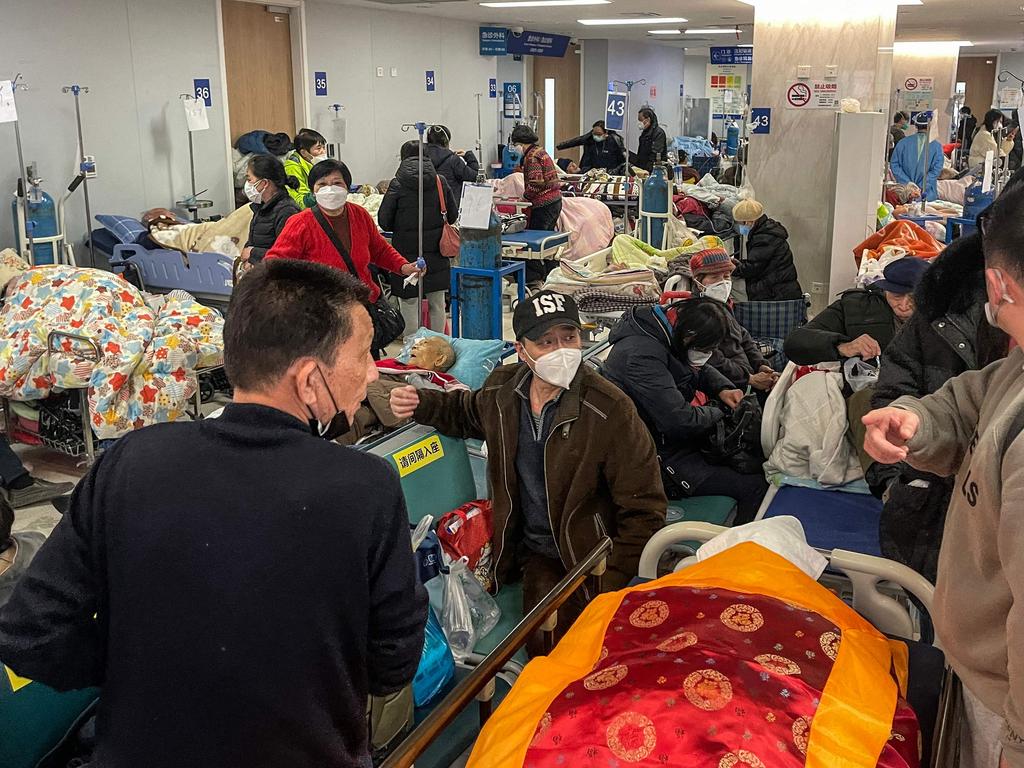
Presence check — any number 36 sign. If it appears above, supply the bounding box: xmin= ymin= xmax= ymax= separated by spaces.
xmin=605 ymin=92 xmax=627 ymax=132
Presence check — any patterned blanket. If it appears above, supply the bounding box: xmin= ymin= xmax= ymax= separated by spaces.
xmin=0 ymin=266 xmax=223 ymax=439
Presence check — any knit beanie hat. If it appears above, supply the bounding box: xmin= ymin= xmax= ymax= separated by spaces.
xmin=689 ymin=244 xmax=734 ymax=281
xmin=732 ymin=198 xmax=764 ymax=222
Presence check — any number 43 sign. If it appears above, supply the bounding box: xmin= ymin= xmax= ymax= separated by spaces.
xmin=605 ymin=92 xmax=627 ymax=132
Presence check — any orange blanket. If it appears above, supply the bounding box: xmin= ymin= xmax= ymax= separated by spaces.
xmin=469 ymin=543 xmax=919 ymax=768
xmin=852 ymin=220 xmax=943 ymax=266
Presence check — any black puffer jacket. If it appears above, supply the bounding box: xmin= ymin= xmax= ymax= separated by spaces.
xmin=734 ymin=215 xmax=803 ymax=301
xmin=245 ymin=190 xmax=299 ymax=263
xmin=869 ymin=233 xmax=1009 ymax=582
xmin=424 ymin=144 xmax=479 ymax=199
xmin=629 ymin=111 xmax=668 ymax=172
xmin=709 ymin=305 xmax=769 ymax=389
xmin=557 ymin=131 xmax=626 ymax=173
xmin=784 ymin=288 xmax=896 ymax=365
xmin=603 ymin=306 xmax=734 ymax=454
xmin=378 ymin=157 xmax=458 ymax=299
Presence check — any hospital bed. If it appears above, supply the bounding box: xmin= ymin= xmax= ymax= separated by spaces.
xmin=378 ymin=522 xmax=958 ymax=768
xmin=111 ymin=244 xmax=234 ymax=314
xmin=501 ymin=230 xmax=571 ymax=263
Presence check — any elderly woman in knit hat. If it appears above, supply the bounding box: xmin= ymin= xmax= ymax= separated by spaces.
xmin=731 ymin=198 xmax=803 ymax=302
xmin=690 ymin=244 xmax=778 ymax=392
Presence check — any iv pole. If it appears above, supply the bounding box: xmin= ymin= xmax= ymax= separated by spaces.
xmin=61 ymin=84 xmax=96 ymax=268
xmin=613 ymin=78 xmax=647 ymax=233
xmin=475 ymin=93 xmax=486 ymax=182
xmin=995 ymin=69 xmax=1024 ymax=195
xmin=7 ymin=74 xmax=35 ymax=263
xmin=402 ymin=121 xmax=437 ymax=330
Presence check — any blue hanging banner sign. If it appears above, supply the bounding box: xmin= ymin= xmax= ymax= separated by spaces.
xmin=503 ymin=82 xmax=522 ymax=119
xmin=314 ymin=71 xmax=328 ymax=97
xmin=751 ymin=107 xmax=771 ymax=134
xmin=488 ymin=78 xmax=497 ymax=98
xmin=710 ymin=46 xmax=753 ymax=65
xmin=193 ymin=78 xmax=212 ymax=107
xmin=426 ymin=71 xmax=436 ymax=92
xmin=479 ymin=27 xmax=507 ymax=56
xmin=604 ymin=92 xmax=627 ymax=132
xmin=505 ymin=30 xmax=571 ymax=58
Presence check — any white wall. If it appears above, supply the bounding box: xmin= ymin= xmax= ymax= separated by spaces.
xmin=995 ymin=52 xmax=1024 ymax=110
xmin=0 ymin=0 xmax=231 ymax=256
xmin=304 ymin=1 xmax=499 ymax=186
xmin=606 ymin=41 xmax=686 ymax=148
xmin=683 ymin=55 xmax=710 ymax=100
xmin=581 ymin=40 xmax=610 ymax=133
xmin=496 ymin=54 xmax=532 ymax=150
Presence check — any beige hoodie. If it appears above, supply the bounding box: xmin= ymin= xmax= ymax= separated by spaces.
xmin=893 ymin=346 xmax=1024 ymax=764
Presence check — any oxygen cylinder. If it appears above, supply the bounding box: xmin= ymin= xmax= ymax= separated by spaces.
xmin=725 ymin=121 xmax=740 ymax=158
xmin=457 ymin=209 xmax=503 ymax=340
xmin=501 ymin=145 xmax=523 ymax=178
xmin=11 ymin=189 xmax=58 ymax=264
xmin=638 ymin=161 xmax=670 ymax=249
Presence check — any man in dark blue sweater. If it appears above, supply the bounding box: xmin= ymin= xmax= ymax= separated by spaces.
xmin=0 ymin=260 xmax=427 ymax=768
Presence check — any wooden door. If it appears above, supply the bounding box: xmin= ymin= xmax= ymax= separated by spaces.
xmin=222 ymin=0 xmax=296 ymax=142
xmin=533 ymin=53 xmax=581 ymax=162
xmin=956 ymin=56 xmax=997 ymax=118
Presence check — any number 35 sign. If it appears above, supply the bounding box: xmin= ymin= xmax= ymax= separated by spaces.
xmin=605 ymin=92 xmax=627 ymax=132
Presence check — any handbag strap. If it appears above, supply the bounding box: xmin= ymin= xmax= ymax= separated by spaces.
xmin=435 ymin=176 xmax=447 ymax=217
xmin=312 ymin=206 xmax=360 ymax=278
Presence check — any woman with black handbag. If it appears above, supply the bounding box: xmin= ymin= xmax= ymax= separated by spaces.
xmin=267 ymin=159 xmax=423 ymax=356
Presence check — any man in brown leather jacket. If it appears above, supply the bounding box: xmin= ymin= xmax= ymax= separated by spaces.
xmin=391 ymin=291 xmax=666 ymax=646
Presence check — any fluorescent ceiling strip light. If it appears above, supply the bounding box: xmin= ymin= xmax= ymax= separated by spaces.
xmin=894 ymin=40 xmax=973 ymax=49
xmin=684 ymin=28 xmax=739 ymax=34
xmin=649 ymin=29 xmax=682 ymax=34
xmin=578 ymin=17 xmax=687 ymax=25
xmin=480 ymin=0 xmax=608 ymax=7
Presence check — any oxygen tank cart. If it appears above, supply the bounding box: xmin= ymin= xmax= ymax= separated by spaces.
xmin=11 ymin=166 xmax=82 ymax=266
xmin=637 ymin=160 xmax=671 ymax=249
xmin=450 ymin=203 xmax=525 ymax=340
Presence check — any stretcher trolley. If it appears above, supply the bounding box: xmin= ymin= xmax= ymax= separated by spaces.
xmin=377 ymin=521 xmax=960 ymax=768
xmin=110 ymin=244 xmax=234 ymax=314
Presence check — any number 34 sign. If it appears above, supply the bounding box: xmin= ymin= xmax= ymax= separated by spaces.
xmin=605 ymin=92 xmax=627 ymax=132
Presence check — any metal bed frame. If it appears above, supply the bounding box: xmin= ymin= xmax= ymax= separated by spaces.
xmin=1 ymin=329 xmax=217 ymax=466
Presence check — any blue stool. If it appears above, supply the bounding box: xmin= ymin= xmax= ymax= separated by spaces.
xmin=944 ymin=216 xmax=976 ymax=243
xmin=450 ymin=260 xmax=526 ymax=340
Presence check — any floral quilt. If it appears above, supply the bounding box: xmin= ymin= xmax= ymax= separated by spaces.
xmin=0 ymin=265 xmax=223 ymax=439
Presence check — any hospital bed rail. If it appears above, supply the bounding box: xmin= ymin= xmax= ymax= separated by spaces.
xmin=379 ymin=537 xmax=612 ymax=768
xmin=638 ymin=521 xmax=960 ymax=768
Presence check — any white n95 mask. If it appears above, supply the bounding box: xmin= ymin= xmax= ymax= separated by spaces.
xmin=311 ymin=153 xmax=329 ymax=165
xmin=315 ymin=185 xmax=349 ymax=210
xmin=243 ymin=180 xmax=263 ymax=204
xmin=703 ymin=280 xmax=732 ymax=304
xmin=687 ymin=349 xmax=713 ymax=367
xmin=529 ymin=347 xmax=582 ymax=390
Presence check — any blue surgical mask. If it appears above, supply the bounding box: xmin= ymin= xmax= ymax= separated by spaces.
xmin=738 ymin=224 xmax=752 ymax=237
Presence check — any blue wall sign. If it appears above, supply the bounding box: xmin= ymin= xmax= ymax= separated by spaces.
xmin=710 ymin=46 xmax=753 ymax=65
xmin=488 ymin=78 xmax=497 ymax=98
xmin=314 ymin=71 xmax=328 ymax=97
xmin=479 ymin=27 xmax=507 ymax=56
xmin=426 ymin=71 xmax=436 ymax=92
xmin=503 ymin=82 xmax=522 ymax=119
xmin=506 ymin=30 xmax=571 ymax=58
xmin=751 ymin=107 xmax=771 ymax=134
xmin=604 ymin=92 xmax=627 ymax=132
xmin=193 ymin=78 xmax=212 ymax=107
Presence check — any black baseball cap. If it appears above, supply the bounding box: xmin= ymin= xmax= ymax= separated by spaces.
xmin=513 ymin=290 xmax=582 ymax=341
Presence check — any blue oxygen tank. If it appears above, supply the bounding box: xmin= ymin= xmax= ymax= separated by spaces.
xmin=457 ymin=209 xmax=503 ymax=340
xmin=639 ymin=161 xmax=669 ymax=249
xmin=501 ymin=145 xmax=522 ymax=178
xmin=11 ymin=189 xmax=58 ymax=264
xmin=726 ymin=121 xmax=740 ymax=158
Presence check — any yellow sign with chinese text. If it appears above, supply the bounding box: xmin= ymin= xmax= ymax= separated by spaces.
xmin=392 ymin=435 xmax=445 ymax=478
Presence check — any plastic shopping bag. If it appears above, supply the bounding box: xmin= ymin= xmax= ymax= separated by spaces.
xmin=844 ymin=357 xmax=879 ymax=392
xmin=442 ymin=558 xmax=477 ymax=661
xmin=412 ymin=606 xmax=456 ymax=707
xmin=453 ymin=557 xmax=501 ymax=640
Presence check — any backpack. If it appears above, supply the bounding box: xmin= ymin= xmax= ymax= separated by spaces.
xmin=701 ymin=393 xmax=766 ymax=474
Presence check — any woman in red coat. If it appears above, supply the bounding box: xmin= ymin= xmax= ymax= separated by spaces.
xmin=266 ymin=159 xmax=422 ymax=304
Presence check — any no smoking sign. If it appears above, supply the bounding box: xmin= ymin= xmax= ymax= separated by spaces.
xmin=905 ymin=77 xmax=919 ymax=91
xmin=787 ymin=82 xmax=811 ymax=108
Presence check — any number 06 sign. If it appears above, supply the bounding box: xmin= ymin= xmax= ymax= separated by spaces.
xmin=605 ymin=92 xmax=627 ymax=132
